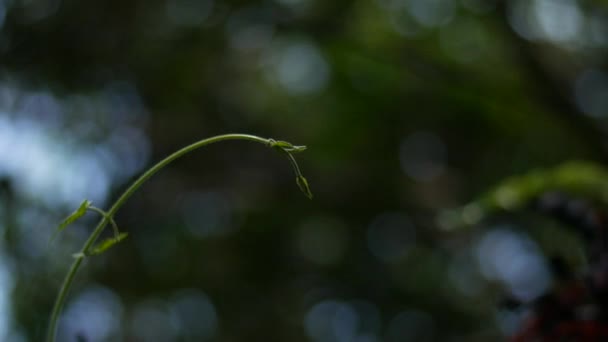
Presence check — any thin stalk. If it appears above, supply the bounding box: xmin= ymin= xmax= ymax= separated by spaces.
xmin=46 ymin=134 xmax=292 ymax=342
xmin=88 ymin=207 xmax=120 ymax=238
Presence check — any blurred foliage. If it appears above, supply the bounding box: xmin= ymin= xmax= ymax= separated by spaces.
xmin=440 ymin=161 xmax=608 ymax=230
xmin=0 ymin=0 xmax=608 ymax=341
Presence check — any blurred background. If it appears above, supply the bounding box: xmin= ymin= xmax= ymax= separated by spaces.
xmin=0 ymin=0 xmax=607 ymax=340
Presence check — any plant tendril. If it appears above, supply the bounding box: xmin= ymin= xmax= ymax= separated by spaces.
xmin=46 ymin=134 xmax=311 ymax=342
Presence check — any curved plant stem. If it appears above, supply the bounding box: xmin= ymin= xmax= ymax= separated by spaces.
xmin=88 ymin=207 xmax=120 ymax=237
xmin=46 ymin=133 xmax=309 ymax=342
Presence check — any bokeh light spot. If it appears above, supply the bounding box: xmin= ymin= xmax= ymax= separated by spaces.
xmin=263 ymin=38 xmax=330 ymax=95
xmin=180 ymin=191 xmax=236 ymax=238
xmin=130 ymin=299 xmax=177 ymax=341
xmin=367 ymin=212 xmax=415 ymax=263
xmin=385 ymin=310 xmax=434 ymax=342
xmin=533 ymin=0 xmax=583 ymax=44
xmin=0 ymin=81 xmax=150 ymax=210
xmin=508 ymin=0 xmax=583 ymax=46
xmin=476 ymin=227 xmax=550 ymax=302
xmin=305 ymin=300 xmax=358 ymax=342
xmin=166 ymin=0 xmax=214 ymax=28
xmin=296 ymin=216 xmax=349 ymax=266
xmin=304 ymin=299 xmax=381 ymax=342
xmin=574 ymin=69 xmax=608 ymax=119
xmin=0 ymin=255 xmax=14 ymax=341
xmin=407 ymin=0 xmax=455 ymax=28
xmin=461 ymin=0 xmax=496 ymax=14
xmin=169 ymin=289 xmax=218 ymax=340
xmin=58 ymin=285 xmax=124 ymax=342
xmin=440 ymin=16 xmax=489 ymax=63
xmin=400 ymin=131 xmax=447 ymax=182
xmin=226 ymin=7 xmax=275 ymax=52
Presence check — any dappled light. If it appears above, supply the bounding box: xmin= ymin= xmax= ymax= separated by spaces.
xmin=0 ymin=81 xmax=149 ymax=209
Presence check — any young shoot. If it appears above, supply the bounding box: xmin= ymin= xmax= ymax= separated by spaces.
xmin=46 ymin=134 xmax=311 ymax=342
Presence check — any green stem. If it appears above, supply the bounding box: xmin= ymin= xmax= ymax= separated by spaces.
xmin=88 ymin=207 xmax=120 ymax=238
xmin=46 ymin=134 xmax=283 ymax=342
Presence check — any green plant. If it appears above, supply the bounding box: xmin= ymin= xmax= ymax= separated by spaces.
xmin=46 ymin=134 xmax=312 ymax=342
xmin=437 ymin=161 xmax=608 ymax=231
xmin=437 ymin=163 xmax=608 ymax=340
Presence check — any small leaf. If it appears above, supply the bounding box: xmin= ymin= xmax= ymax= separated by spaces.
xmin=284 ymin=145 xmax=307 ymax=153
xmin=57 ymin=200 xmax=92 ymax=232
xmin=90 ymin=232 xmax=128 ymax=255
xmin=296 ymin=175 xmax=313 ymax=199
xmin=269 ymin=139 xmax=291 ymax=148
xmin=270 ymin=140 xmax=307 ymax=153
xmin=49 ymin=200 xmax=92 ymax=243
xmin=72 ymin=252 xmax=86 ymax=259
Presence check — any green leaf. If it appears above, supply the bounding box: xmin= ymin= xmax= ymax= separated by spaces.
xmin=90 ymin=232 xmax=128 ymax=255
xmin=296 ymin=175 xmax=313 ymax=199
xmin=284 ymin=145 xmax=307 ymax=153
xmin=58 ymin=200 xmax=91 ymax=232
xmin=269 ymin=139 xmax=307 ymax=153
xmin=277 ymin=140 xmax=307 ymax=153
xmin=50 ymin=200 xmax=92 ymax=243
